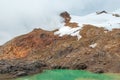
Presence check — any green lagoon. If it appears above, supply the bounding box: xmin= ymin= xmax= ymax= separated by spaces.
xmin=15 ymin=70 xmax=120 ymax=80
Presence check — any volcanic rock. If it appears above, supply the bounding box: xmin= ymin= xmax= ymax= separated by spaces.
xmin=96 ymin=10 xmax=108 ymax=15
xmin=0 ymin=25 xmax=120 ymax=79
xmin=60 ymin=11 xmax=71 ymax=23
xmin=60 ymin=11 xmax=79 ymax=28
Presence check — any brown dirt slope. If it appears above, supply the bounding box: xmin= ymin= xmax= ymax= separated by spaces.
xmin=0 ymin=25 xmax=120 ymax=79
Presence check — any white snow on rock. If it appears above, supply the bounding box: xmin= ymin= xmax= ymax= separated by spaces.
xmin=71 ymin=11 xmax=120 ymax=31
xmin=54 ymin=24 xmax=81 ymax=40
xmin=55 ymin=10 xmax=120 ymax=39
xmin=89 ymin=43 xmax=97 ymax=48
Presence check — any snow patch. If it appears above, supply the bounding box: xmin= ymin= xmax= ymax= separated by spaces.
xmin=89 ymin=43 xmax=97 ymax=48
xmin=54 ymin=25 xmax=81 ymax=40
xmin=71 ymin=10 xmax=120 ymax=31
xmin=54 ymin=10 xmax=120 ymax=40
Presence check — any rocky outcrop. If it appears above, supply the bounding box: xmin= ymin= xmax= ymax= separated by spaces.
xmin=60 ymin=11 xmax=79 ymax=28
xmin=0 ymin=25 xmax=120 ymax=79
xmin=0 ymin=28 xmax=60 ymax=59
xmin=96 ymin=10 xmax=108 ymax=15
xmin=96 ymin=10 xmax=120 ymax=17
xmin=112 ymin=14 xmax=120 ymax=17
xmin=60 ymin=11 xmax=71 ymax=23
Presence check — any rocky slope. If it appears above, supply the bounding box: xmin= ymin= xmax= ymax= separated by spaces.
xmin=0 ymin=12 xmax=120 ymax=79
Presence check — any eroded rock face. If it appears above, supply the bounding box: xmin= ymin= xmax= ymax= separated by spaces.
xmin=60 ymin=11 xmax=71 ymax=23
xmin=0 ymin=59 xmax=46 ymax=74
xmin=0 ymin=25 xmax=120 ymax=79
xmin=0 ymin=29 xmax=60 ymax=59
xmin=60 ymin=11 xmax=79 ymax=28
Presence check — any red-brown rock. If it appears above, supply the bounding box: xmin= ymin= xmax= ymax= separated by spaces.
xmin=0 ymin=25 xmax=120 ymax=79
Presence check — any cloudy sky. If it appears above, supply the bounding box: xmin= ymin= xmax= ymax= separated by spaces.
xmin=0 ymin=0 xmax=120 ymax=45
